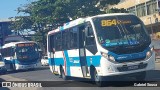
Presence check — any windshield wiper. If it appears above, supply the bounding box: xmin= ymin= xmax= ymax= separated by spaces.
xmin=115 ymin=17 xmax=130 ymax=46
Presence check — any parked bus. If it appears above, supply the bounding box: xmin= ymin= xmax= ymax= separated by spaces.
xmin=0 ymin=41 xmax=41 ymax=71
xmin=47 ymin=13 xmax=155 ymax=86
xmin=0 ymin=53 xmax=7 ymax=74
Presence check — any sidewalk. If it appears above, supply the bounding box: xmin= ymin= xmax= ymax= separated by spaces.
xmin=156 ymin=58 xmax=160 ymax=63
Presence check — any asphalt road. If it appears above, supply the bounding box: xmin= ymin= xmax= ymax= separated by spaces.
xmin=1 ymin=62 xmax=160 ymax=90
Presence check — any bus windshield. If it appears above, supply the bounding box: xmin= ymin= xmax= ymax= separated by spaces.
xmin=0 ymin=55 xmax=2 ymax=61
xmin=93 ymin=15 xmax=151 ymax=54
xmin=16 ymin=43 xmax=39 ymax=61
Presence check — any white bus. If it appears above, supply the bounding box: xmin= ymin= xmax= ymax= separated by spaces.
xmin=47 ymin=13 xmax=155 ymax=86
xmin=0 ymin=41 xmax=41 ymax=71
xmin=0 ymin=53 xmax=7 ymax=73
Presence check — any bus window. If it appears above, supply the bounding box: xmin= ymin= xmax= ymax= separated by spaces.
xmin=70 ymin=27 xmax=78 ymax=49
xmin=1 ymin=48 xmax=14 ymax=57
xmin=78 ymin=25 xmax=85 ymax=48
xmin=55 ymin=32 xmax=62 ymax=51
xmin=85 ymin=23 xmax=95 ymax=46
xmin=62 ymin=30 xmax=70 ymax=50
xmin=0 ymin=54 xmax=2 ymax=61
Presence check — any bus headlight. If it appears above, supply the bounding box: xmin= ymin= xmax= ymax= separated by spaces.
xmin=146 ymin=47 xmax=153 ymax=59
xmin=108 ymin=55 xmax=115 ymax=61
xmin=150 ymin=47 xmax=154 ymax=52
xmin=146 ymin=51 xmax=152 ymax=59
xmin=101 ymin=52 xmax=108 ymax=58
xmin=101 ymin=52 xmax=115 ymax=61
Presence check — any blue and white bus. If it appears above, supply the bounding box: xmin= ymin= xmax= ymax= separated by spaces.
xmin=47 ymin=13 xmax=155 ymax=86
xmin=0 ymin=41 xmax=41 ymax=71
xmin=0 ymin=53 xmax=7 ymax=74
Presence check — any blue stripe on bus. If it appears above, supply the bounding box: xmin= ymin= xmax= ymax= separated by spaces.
xmin=48 ymin=47 xmax=150 ymax=68
xmin=86 ymin=55 xmax=101 ymax=66
xmin=48 ymin=55 xmax=101 ymax=67
xmin=48 ymin=58 xmax=53 ymax=65
xmin=108 ymin=47 xmax=150 ymax=62
xmin=63 ymin=50 xmax=71 ymax=76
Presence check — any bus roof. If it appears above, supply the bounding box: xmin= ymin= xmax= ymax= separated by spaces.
xmin=2 ymin=41 xmax=36 ymax=48
xmin=90 ymin=13 xmax=134 ymax=18
xmin=48 ymin=18 xmax=86 ymax=35
xmin=48 ymin=13 xmax=134 ymax=35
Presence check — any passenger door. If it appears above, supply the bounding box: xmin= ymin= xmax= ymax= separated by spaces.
xmin=48 ymin=35 xmax=55 ymax=73
xmin=78 ymin=25 xmax=88 ymax=77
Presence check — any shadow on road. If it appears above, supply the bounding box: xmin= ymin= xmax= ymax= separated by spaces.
xmin=4 ymin=66 xmax=49 ymax=75
xmin=146 ymin=70 xmax=160 ymax=81
xmin=55 ymin=70 xmax=160 ymax=87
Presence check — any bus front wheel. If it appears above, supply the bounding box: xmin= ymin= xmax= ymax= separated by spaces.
xmin=10 ymin=64 xmax=16 ymax=71
xmin=91 ymin=69 xmax=103 ymax=87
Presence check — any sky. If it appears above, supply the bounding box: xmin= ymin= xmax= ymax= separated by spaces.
xmin=0 ymin=0 xmax=34 ymax=19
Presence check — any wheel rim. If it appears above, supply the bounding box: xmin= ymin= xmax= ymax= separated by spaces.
xmin=62 ymin=71 xmax=65 ymax=78
xmin=95 ymin=72 xmax=100 ymax=83
xmin=61 ymin=68 xmax=65 ymax=79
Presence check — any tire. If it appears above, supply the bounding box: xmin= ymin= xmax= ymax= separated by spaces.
xmin=91 ymin=69 xmax=103 ymax=87
xmin=10 ymin=64 xmax=16 ymax=71
xmin=28 ymin=68 xmax=35 ymax=71
xmin=135 ymin=71 xmax=146 ymax=81
xmin=60 ymin=67 xmax=67 ymax=80
xmin=50 ymin=65 xmax=55 ymax=74
xmin=0 ymin=68 xmax=7 ymax=75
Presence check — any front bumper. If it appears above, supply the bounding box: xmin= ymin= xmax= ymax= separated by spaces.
xmin=0 ymin=66 xmax=7 ymax=72
xmin=99 ymin=52 xmax=155 ymax=76
xmin=15 ymin=63 xmax=38 ymax=70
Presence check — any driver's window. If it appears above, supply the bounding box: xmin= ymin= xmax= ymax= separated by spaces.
xmin=85 ymin=22 xmax=95 ymax=46
xmin=87 ymin=26 xmax=94 ymax=36
xmin=0 ymin=55 xmax=2 ymax=61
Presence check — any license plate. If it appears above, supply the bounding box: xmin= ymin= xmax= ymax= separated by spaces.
xmin=128 ymin=65 xmax=139 ymax=70
xmin=26 ymin=65 xmax=31 ymax=68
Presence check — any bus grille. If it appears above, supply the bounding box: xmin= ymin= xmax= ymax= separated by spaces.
xmin=117 ymin=63 xmax=147 ymax=72
xmin=116 ymin=57 xmax=146 ymax=63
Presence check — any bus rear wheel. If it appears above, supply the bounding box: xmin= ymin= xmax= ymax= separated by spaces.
xmin=60 ymin=67 xmax=67 ymax=80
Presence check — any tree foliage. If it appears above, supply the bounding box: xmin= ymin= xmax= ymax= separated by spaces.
xmin=10 ymin=0 xmax=121 ymax=46
xmin=106 ymin=8 xmax=128 ymax=13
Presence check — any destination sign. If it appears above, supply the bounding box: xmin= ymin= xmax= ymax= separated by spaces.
xmin=17 ymin=43 xmax=35 ymax=47
xmin=101 ymin=19 xmax=132 ymax=26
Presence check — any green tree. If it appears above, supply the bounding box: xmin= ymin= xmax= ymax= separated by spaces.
xmin=106 ymin=8 xmax=128 ymax=13
xmin=10 ymin=0 xmax=121 ymax=53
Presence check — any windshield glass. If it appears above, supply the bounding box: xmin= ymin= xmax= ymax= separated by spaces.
xmin=16 ymin=43 xmax=39 ymax=61
xmin=0 ymin=55 xmax=2 ymax=61
xmin=93 ymin=15 xmax=151 ymax=54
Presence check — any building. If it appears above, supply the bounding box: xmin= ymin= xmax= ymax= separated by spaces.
xmin=0 ymin=18 xmax=28 ymax=47
xmin=0 ymin=19 xmax=12 ymax=46
xmin=4 ymin=35 xmax=26 ymax=44
xmin=110 ymin=0 xmax=160 ymax=38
